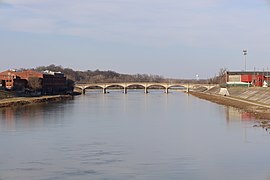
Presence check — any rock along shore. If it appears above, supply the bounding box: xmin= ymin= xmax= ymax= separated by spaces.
xmin=0 ymin=95 xmax=73 ymax=108
xmin=189 ymin=87 xmax=270 ymax=120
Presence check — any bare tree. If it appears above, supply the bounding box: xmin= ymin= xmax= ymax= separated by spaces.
xmin=209 ymin=68 xmax=227 ymax=84
xmin=28 ymin=77 xmax=42 ymax=91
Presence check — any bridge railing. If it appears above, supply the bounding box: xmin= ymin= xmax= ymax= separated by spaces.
xmin=74 ymin=82 xmax=217 ymax=94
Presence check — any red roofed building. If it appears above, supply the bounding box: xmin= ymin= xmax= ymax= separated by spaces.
xmin=0 ymin=69 xmax=67 ymax=94
xmin=15 ymin=70 xmax=43 ymax=80
xmin=0 ymin=70 xmax=20 ymax=89
xmin=226 ymin=71 xmax=270 ymax=87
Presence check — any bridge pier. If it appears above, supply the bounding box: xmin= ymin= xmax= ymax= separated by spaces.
xmin=144 ymin=87 xmax=148 ymax=94
xmin=82 ymin=88 xmax=86 ymax=95
xmin=123 ymin=87 xmax=127 ymax=94
xmin=75 ymin=83 xmax=212 ymax=95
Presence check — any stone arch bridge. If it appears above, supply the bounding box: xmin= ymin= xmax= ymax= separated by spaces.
xmin=75 ymin=82 xmax=216 ymax=94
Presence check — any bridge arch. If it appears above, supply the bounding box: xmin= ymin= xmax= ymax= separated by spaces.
xmin=147 ymin=84 xmax=166 ymax=89
xmin=105 ymin=84 xmax=125 ymax=89
xmin=126 ymin=83 xmax=146 ymax=89
xmin=84 ymin=84 xmax=104 ymax=89
xmin=167 ymin=84 xmax=186 ymax=89
xmin=146 ymin=84 xmax=167 ymax=93
xmin=126 ymin=84 xmax=147 ymax=93
xmin=83 ymin=85 xmax=104 ymax=94
xmin=84 ymin=85 xmax=104 ymax=89
xmin=105 ymin=84 xmax=126 ymax=93
xmin=167 ymin=84 xmax=187 ymax=93
xmin=74 ymin=83 xmax=217 ymax=94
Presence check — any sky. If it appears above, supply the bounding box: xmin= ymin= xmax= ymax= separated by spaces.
xmin=0 ymin=0 xmax=270 ymax=79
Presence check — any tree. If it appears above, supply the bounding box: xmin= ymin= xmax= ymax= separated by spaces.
xmin=209 ymin=68 xmax=227 ymax=84
xmin=34 ymin=64 xmax=190 ymax=83
xmin=28 ymin=77 xmax=42 ymax=91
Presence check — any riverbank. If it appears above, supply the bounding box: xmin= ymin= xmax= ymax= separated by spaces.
xmin=0 ymin=95 xmax=73 ymax=108
xmin=0 ymin=90 xmax=15 ymax=99
xmin=189 ymin=87 xmax=270 ymax=120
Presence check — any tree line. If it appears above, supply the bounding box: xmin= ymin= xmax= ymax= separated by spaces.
xmin=33 ymin=64 xmax=200 ymax=84
xmin=28 ymin=64 xmax=226 ymax=84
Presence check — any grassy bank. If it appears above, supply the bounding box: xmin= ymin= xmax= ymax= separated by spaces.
xmin=0 ymin=90 xmax=15 ymax=99
xmin=0 ymin=95 xmax=73 ymax=108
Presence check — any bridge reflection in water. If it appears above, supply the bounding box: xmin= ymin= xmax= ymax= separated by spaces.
xmin=75 ymin=83 xmax=213 ymax=94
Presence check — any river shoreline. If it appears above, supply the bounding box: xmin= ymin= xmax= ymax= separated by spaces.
xmin=2 ymin=89 xmax=270 ymax=120
xmin=189 ymin=91 xmax=270 ymax=120
xmin=0 ymin=95 xmax=73 ymax=108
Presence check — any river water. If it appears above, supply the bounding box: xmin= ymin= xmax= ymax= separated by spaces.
xmin=0 ymin=90 xmax=270 ymax=180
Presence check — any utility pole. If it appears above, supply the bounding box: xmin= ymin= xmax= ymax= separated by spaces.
xmin=243 ymin=49 xmax=248 ymax=71
xmin=267 ymin=66 xmax=269 ymax=87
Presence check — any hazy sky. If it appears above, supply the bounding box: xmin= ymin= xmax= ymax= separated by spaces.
xmin=0 ymin=0 xmax=270 ymax=78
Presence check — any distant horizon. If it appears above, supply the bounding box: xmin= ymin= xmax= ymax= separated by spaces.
xmin=3 ymin=64 xmax=270 ymax=80
xmin=1 ymin=1 xmax=270 ymax=79
xmin=0 ymin=64 xmax=206 ymax=80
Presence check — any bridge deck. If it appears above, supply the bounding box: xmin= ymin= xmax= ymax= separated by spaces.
xmin=74 ymin=82 xmax=216 ymax=94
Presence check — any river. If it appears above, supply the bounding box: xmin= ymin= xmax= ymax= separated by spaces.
xmin=0 ymin=90 xmax=269 ymax=180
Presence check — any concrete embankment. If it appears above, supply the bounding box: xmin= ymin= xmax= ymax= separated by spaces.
xmin=0 ymin=95 xmax=73 ymax=108
xmin=190 ymin=87 xmax=270 ymax=120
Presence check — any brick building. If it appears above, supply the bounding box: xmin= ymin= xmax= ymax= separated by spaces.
xmin=16 ymin=70 xmax=43 ymax=80
xmin=0 ymin=70 xmax=25 ymax=90
xmin=226 ymin=71 xmax=270 ymax=87
xmin=0 ymin=69 xmax=67 ymax=94
xmin=0 ymin=80 xmax=5 ymax=89
xmin=42 ymin=71 xmax=67 ymax=94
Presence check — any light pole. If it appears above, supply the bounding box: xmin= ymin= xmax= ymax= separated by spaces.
xmin=243 ymin=49 xmax=247 ymax=71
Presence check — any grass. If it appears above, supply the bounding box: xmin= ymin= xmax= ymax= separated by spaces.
xmin=0 ymin=95 xmax=72 ymax=108
xmin=0 ymin=90 xmax=15 ymax=99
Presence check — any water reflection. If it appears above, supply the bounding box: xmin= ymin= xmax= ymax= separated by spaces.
xmin=0 ymin=105 xmax=43 ymax=130
xmin=0 ymin=100 xmax=73 ymax=131
xmin=225 ymin=106 xmax=253 ymax=122
xmin=1 ymin=94 xmax=270 ymax=180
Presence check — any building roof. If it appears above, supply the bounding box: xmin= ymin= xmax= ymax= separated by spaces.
xmin=227 ymin=71 xmax=270 ymax=75
xmin=15 ymin=70 xmax=43 ymax=80
xmin=0 ymin=70 xmax=19 ymax=80
xmin=0 ymin=69 xmax=65 ymax=80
